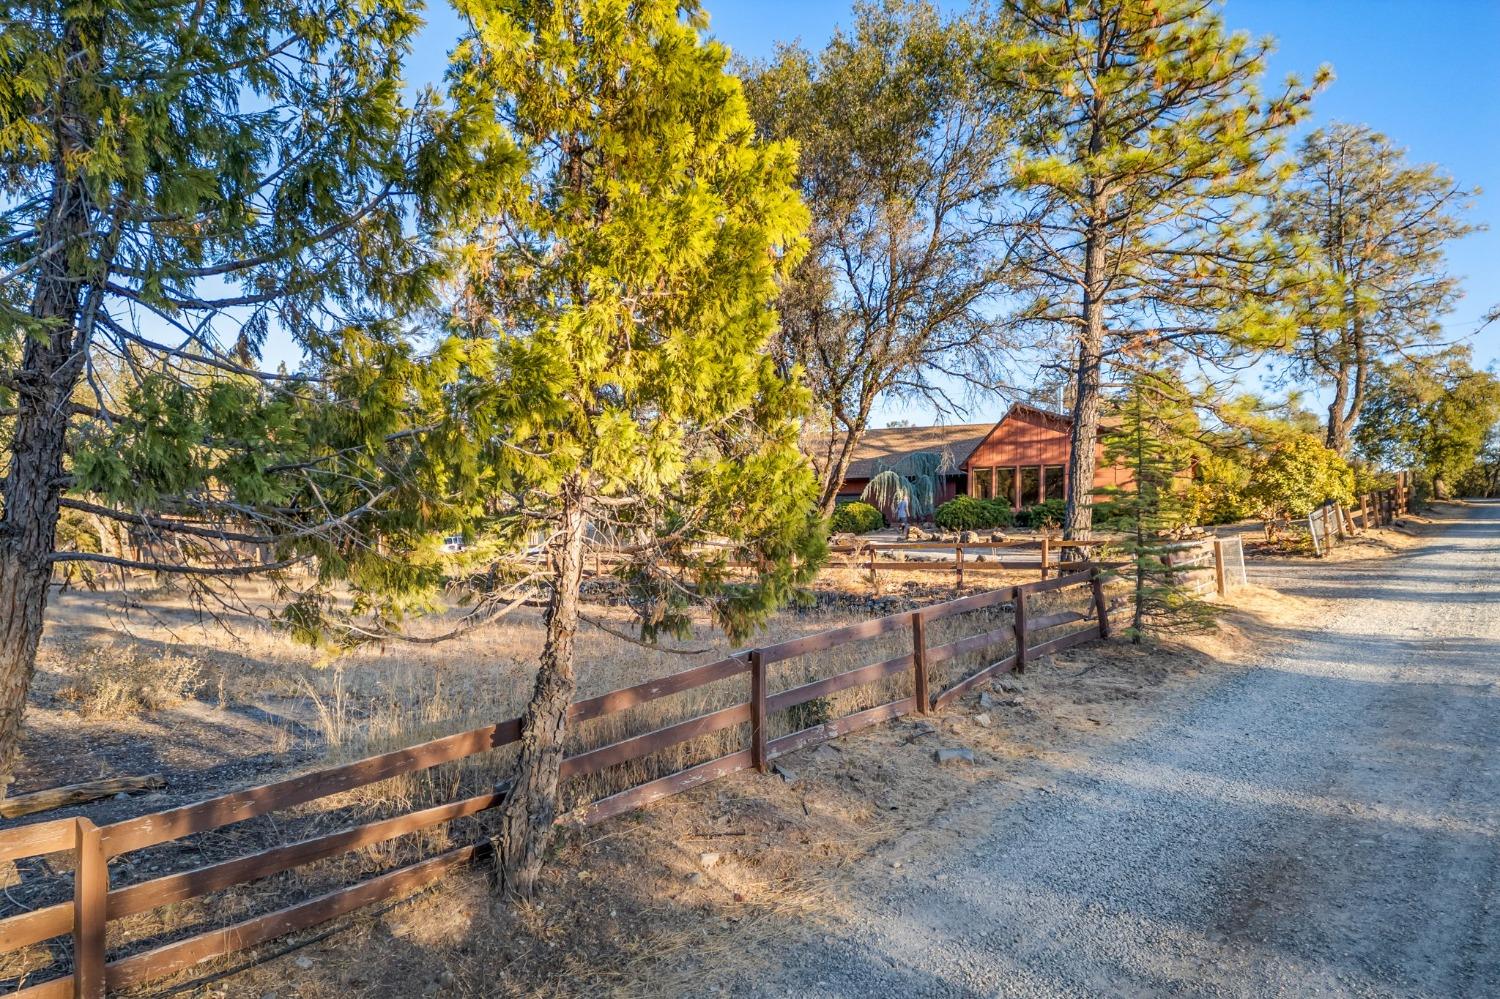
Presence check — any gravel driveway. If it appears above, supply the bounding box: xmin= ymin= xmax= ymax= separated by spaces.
xmin=732 ymin=501 xmax=1500 ymax=998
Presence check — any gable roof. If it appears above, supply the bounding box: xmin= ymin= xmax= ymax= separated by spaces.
xmin=830 ymin=422 xmax=996 ymax=481
xmin=809 ymin=403 xmax=1079 ymax=483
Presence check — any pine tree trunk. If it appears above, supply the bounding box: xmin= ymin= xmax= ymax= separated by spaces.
xmin=0 ymin=19 xmax=95 ymax=800
xmin=492 ymin=492 xmax=587 ymax=898
xmin=1065 ymin=223 xmax=1106 ymax=543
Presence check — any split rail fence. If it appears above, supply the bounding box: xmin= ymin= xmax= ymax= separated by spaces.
xmin=827 ymin=536 xmax=1102 ymax=588
xmin=1 ymin=569 xmax=1112 ymax=998
xmin=1309 ymin=486 xmax=1410 ymax=556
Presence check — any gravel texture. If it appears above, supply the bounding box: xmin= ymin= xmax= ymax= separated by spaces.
xmin=732 ymin=501 xmax=1500 ymax=998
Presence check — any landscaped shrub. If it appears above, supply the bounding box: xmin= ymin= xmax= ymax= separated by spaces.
xmin=829 ymin=500 xmax=884 ymax=535
xmin=1016 ymin=498 xmax=1067 ymax=529
xmin=934 ymin=495 xmax=1014 ymax=532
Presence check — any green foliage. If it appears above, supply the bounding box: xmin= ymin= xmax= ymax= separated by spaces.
xmin=742 ymin=1 xmax=1020 ymax=512
xmin=1245 ymin=433 xmax=1355 ymax=525
xmin=859 ymin=451 xmax=950 ymax=522
xmin=830 ymin=501 xmax=885 ymax=535
xmin=1099 ymin=371 xmax=1207 ymax=642
xmin=934 ymin=496 xmax=1013 ymax=532
xmin=379 ymin=0 xmax=824 ymax=651
xmin=1354 ymin=348 xmax=1500 ymax=497
xmin=1273 ymin=125 xmax=1477 ymax=452
xmin=1189 ymin=453 xmax=1255 ymax=526
xmin=992 ymin=0 xmax=1325 ymax=534
xmin=1015 ymin=500 xmax=1067 ymax=530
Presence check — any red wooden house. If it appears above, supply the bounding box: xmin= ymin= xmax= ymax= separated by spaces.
xmin=829 ymin=403 xmax=1131 ymax=511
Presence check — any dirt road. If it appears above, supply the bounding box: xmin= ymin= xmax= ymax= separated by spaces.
xmin=734 ymin=502 xmax=1500 ymax=997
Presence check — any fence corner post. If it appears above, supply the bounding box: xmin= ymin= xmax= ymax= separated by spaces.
xmin=1090 ymin=568 xmax=1110 ymax=640
xmin=749 ymin=649 xmax=768 ymax=774
xmin=1212 ymin=538 xmax=1227 ymax=597
xmin=74 ymin=817 xmax=107 ymax=999
xmin=911 ymin=610 xmax=930 ymax=713
xmin=1013 ymin=585 xmax=1028 ymax=674
xmin=1039 ymin=536 xmax=1050 ymax=580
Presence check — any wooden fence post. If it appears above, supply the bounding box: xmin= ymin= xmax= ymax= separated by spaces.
xmin=955 ymin=545 xmax=964 ymax=591
xmin=1039 ymin=537 xmax=1050 ymax=580
xmin=1361 ymin=494 xmax=1370 ymax=531
xmin=1212 ymin=539 xmax=1227 ymax=597
xmin=911 ymin=611 xmax=930 ymax=713
xmin=1013 ymin=586 xmax=1028 ymax=674
xmin=1090 ymin=568 xmax=1110 ymax=640
xmin=74 ymin=817 xmax=107 ymax=999
xmin=749 ymin=650 xmax=768 ymax=774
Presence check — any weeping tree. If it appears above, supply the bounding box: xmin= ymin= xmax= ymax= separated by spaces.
xmin=860 ymin=450 xmax=952 ymax=521
xmin=0 ymin=0 xmax=428 ymax=798
xmin=397 ymin=0 xmax=824 ymax=898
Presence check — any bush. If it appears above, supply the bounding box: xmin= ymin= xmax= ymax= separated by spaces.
xmin=829 ymin=500 xmax=884 ymax=535
xmin=1016 ymin=498 xmax=1066 ymax=529
xmin=58 ymin=648 xmax=204 ymax=718
xmin=933 ymin=495 xmax=1014 ymax=532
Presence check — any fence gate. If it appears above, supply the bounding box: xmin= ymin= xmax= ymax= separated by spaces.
xmin=1212 ymin=536 xmax=1248 ymax=594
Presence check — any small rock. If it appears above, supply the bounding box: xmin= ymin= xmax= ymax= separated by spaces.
xmin=772 ymin=763 xmax=798 ymax=783
xmin=114 ymin=792 xmax=130 ymax=800
xmin=699 ymin=852 xmax=722 ymax=869
xmin=978 ymin=691 xmax=995 ymax=710
xmin=934 ymin=747 xmax=975 ymax=766
xmin=811 ymin=745 xmax=840 ymax=763
xmin=293 ymin=955 xmax=314 ymax=971
xmin=687 ymin=871 xmax=706 ymax=886
xmin=973 ymin=713 xmax=992 ymax=728
xmin=890 ymin=860 xmax=903 ymax=869
xmin=995 ymin=676 xmax=1023 ymax=694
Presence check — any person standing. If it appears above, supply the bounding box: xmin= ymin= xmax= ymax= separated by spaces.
xmin=895 ymin=494 xmax=910 ymax=537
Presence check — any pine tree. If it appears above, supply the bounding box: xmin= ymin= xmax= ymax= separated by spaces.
xmin=1099 ymin=370 xmax=1202 ymax=642
xmin=990 ymin=0 xmax=1324 ymax=542
xmin=1272 ymin=124 xmax=1477 ymax=454
xmin=0 ymin=1 xmax=426 ymax=797
xmin=408 ymin=0 xmax=823 ymax=897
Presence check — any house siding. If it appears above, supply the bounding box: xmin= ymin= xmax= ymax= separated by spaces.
xmin=962 ymin=408 xmax=1131 ymax=509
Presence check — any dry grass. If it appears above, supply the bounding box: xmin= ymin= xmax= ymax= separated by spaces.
xmin=10 ymin=564 xmax=1084 ymax=995
xmin=54 ymin=646 xmax=205 ymax=718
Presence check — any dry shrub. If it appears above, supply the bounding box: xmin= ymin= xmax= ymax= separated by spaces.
xmin=57 ymin=647 xmax=204 ymax=718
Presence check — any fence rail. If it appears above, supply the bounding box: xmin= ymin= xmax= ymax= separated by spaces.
xmin=1 ymin=569 xmax=1112 ymax=998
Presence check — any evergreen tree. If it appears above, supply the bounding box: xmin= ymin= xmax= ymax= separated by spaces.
xmin=1099 ymin=370 xmax=1201 ymax=642
xmin=989 ymin=0 xmax=1324 ymax=541
xmin=0 ymin=0 xmax=426 ymax=797
xmin=409 ymin=0 xmax=823 ymax=897
xmin=1272 ymin=124 xmax=1477 ymax=453
xmin=1354 ymin=347 xmax=1500 ymax=498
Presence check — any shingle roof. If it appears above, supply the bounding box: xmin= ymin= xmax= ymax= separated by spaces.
xmin=830 ymin=422 xmax=997 ymax=480
xmin=807 ymin=403 xmax=1078 ymax=482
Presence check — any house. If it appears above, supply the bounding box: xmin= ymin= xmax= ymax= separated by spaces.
xmin=827 ymin=403 xmax=1132 ymax=511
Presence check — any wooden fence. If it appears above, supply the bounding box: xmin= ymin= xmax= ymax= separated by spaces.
xmin=1310 ymin=486 xmax=1409 ymax=556
xmin=827 ymin=536 xmax=1101 ymax=587
xmin=1 ymin=569 xmax=1111 ymax=998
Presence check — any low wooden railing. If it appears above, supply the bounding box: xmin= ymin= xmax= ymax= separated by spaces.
xmin=0 ymin=568 xmax=1110 ymax=998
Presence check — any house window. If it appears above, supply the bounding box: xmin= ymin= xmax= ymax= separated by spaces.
xmin=1043 ymin=464 xmax=1065 ymax=501
xmin=1020 ymin=466 xmax=1041 ymax=505
xmin=996 ymin=467 xmax=1016 ymax=507
xmin=970 ymin=467 xmax=993 ymax=499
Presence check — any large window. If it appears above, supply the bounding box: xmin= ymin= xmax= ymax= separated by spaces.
xmin=996 ymin=467 xmax=1016 ymax=507
xmin=1020 ymin=466 xmax=1041 ymax=505
xmin=1043 ymin=464 xmax=1065 ymax=501
xmin=970 ymin=467 xmax=993 ymax=499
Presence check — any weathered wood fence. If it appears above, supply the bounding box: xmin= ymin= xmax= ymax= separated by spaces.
xmin=1310 ymin=486 xmax=1410 ymax=556
xmin=826 ymin=536 xmax=1102 ymax=588
xmin=1 ymin=569 xmax=1111 ymax=998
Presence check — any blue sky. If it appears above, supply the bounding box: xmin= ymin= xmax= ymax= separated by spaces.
xmin=402 ymin=0 xmax=1500 ymax=424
